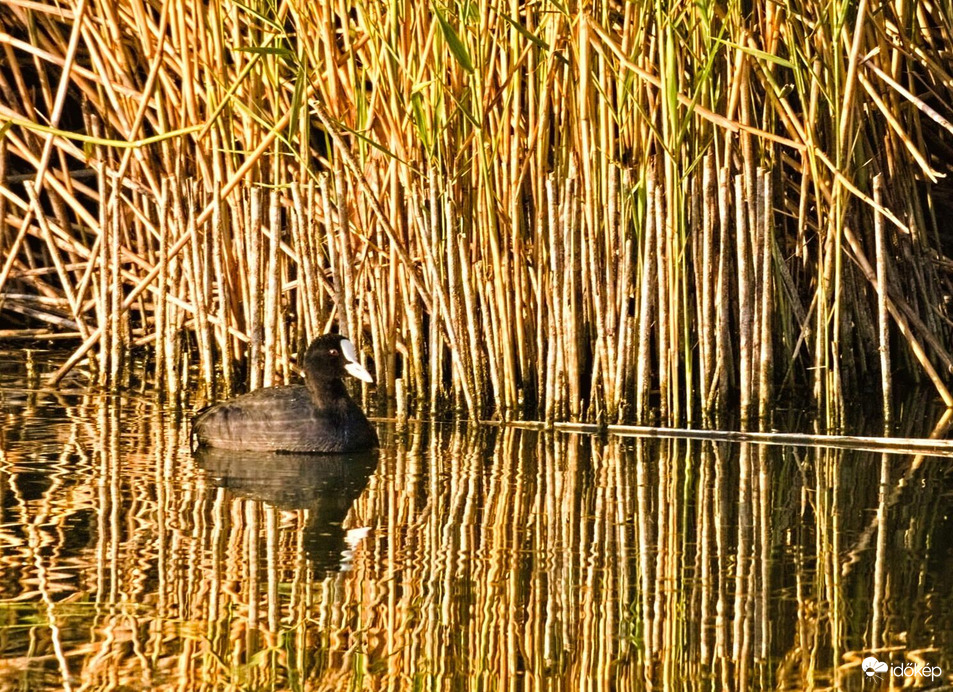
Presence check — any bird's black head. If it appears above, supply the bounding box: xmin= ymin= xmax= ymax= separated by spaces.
xmin=301 ymin=334 xmax=374 ymax=384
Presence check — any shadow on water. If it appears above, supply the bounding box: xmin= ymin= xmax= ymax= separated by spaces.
xmin=1 ymin=350 xmax=953 ymax=690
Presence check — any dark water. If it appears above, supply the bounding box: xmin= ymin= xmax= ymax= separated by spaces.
xmin=1 ymin=350 xmax=952 ymax=690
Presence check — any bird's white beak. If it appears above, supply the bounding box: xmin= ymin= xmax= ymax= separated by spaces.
xmin=341 ymin=338 xmax=374 ymax=383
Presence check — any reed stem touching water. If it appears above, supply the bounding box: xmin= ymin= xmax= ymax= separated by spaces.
xmin=2 ymin=0 xmax=953 ymax=427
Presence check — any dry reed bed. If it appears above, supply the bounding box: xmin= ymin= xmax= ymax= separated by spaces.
xmin=2 ymin=0 xmax=953 ymax=427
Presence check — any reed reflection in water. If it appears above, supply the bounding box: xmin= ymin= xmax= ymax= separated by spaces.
xmin=1 ymin=388 xmax=952 ymax=690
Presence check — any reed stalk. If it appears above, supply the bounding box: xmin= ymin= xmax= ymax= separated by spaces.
xmin=635 ymin=170 xmax=656 ymax=422
xmin=758 ymin=171 xmax=774 ymax=422
xmin=873 ymin=174 xmax=891 ymax=431
xmin=735 ymin=174 xmax=752 ymax=424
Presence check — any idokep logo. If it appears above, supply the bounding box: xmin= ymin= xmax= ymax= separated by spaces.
xmin=862 ymin=656 xmax=943 ymax=681
xmin=861 ymin=657 xmax=888 ymax=679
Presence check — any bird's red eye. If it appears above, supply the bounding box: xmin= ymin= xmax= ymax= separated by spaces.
xmin=329 ymin=349 xmax=339 ymax=356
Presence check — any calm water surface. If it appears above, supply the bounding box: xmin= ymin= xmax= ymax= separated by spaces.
xmin=1 ymin=351 xmax=952 ymax=690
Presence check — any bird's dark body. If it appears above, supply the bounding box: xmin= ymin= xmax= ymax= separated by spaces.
xmin=192 ymin=385 xmax=378 ymax=453
xmin=190 ymin=334 xmax=379 ymax=453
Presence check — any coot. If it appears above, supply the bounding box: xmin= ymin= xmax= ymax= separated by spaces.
xmin=191 ymin=334 xmax=379 ymax=453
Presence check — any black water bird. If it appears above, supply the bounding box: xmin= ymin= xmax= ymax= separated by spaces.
xmin=191 ymin=334 xmax=379 ymax=453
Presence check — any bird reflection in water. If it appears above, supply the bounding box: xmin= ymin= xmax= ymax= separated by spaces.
xmin=194 ymin=447 xmax=379 ymax=576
